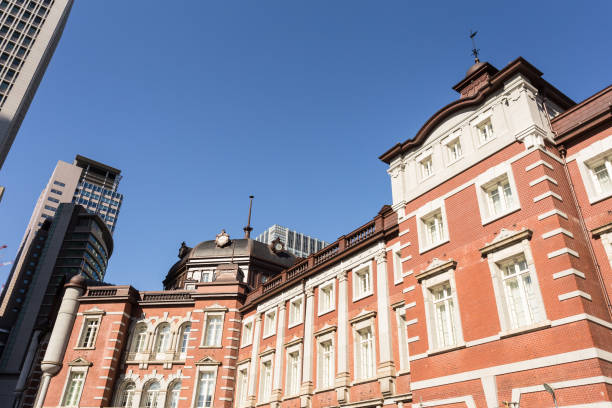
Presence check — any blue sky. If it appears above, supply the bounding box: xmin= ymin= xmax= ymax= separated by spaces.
xmin=0 ymin=1 xmax=610 ymax=290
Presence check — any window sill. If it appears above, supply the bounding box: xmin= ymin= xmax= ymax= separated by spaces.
xmin=426 ymin=342 xmax=466 ymax=357
xmin=199 ymin=345 xmax=222 ymax=349
xmin=446 ymin=155 xmax=464 ymax=166
xmin=350 ymin=377 xmax=378 ymax=386
xmin=420 ymin=173 xmax=435 ymax=183
xmin=481 ymin=206 xmax=521 ymax=226
xmin=262 ymin=333 xmax=275 ymax=340
xmin=317 ymin=307 xmax=335 ymax=317
xmin=588 ymin=190 xmax=612 ymax=205
xmin=314 ymin=386 xmax=335 ymax=394
xmin=477 ymin=136 xmax=497 ymax=149
xmin=240 ymin=343 xmax=252 ymax=349
xmin=499 ymin=320 xmax=551 ymax=339
xmin=74 ymin=346 xmax=95 ymax=350
xmin=282 ymin=394 xmax=300 ymax=401
xmin=352 ymin=291 xmax=373 ymax=303
xmin=287 ymin=321 xmax=303 ymax=329
xmin=418 ymin=238 xmax=450 ymax=255
xmin=396 ymin=368 xmax=411 ymax=376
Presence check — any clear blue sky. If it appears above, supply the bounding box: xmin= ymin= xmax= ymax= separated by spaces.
xmin=0 ymin=1 xmax=610 ymax=290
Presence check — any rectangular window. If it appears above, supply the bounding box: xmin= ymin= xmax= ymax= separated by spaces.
xmin=393 ymin=250 xmax=402 ymax=283
xmin=356 ymin=327 xmax=374 ymax=379
xmin=286 ymin=350 xmax=301 ymax=396
xmin=430 ymin=282 xmax=457 ymax=349
xmin=259 ymin=360 xmax=273 ymax=402
xmin=318 ymin=340 xmax=334 ymax=388
xmin=477 ymin=118 xmax=494 ymax=144
xmin=421 ymin=210 xmax=445 ymax=248
xmin=288 ymin=297 xmax=303 ymax=326
xmin=446 ymin=137 xmax=463 ymax=162
xmin=589 ymin=157 xmax=612 ymax=196
xmin=203 ymin=314 xmax=223 ymax=347
xmin=241 ymin=321 xmax=253 ymax=346
xmin=48 ymin=196 xmax=60 ymax=203
xmin=499 ymin=255 xmax=544 ymax=329
xmin=61 ymin=371 xmax=85 ymax=406
xmin=485 ymin=177 xmax=514 ymax=217
xmin=195 ymin=371 xmax=215 ymax=408
xmin=318 ymin=281 xmax=334 ymax=314
xmin=420 ymin=156 xmax=433 ymax=179
xmin=44 ymin=204 xmax=57 ymax=212
xmin=353 ymin=265 xmax=372 ymax=300
xmin=54 ymin=180 xmax=66 ymax=187
xmin=263 ymin=309 xmax=276 ymax=337
xmin=77 ymin=317 xmax=100 ymax=348
xmin=476 ymin=169 xmax=520 ymax=223
xmin=236 ymin=366 xmax=249 ymax=407
xmin=50 ymin=188 xmax=62 ymax=195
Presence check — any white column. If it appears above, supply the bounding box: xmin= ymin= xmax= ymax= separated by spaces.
xmin=335 ymin=270 xmax=350 ymax=403
xmin=300 ymin=287 xmax=314 ymax=408
xmin=33 ymin=278 xmax=85 ymax=408
xmin=375 ymin=249 xmax=396 ymax=396
xmin=271 ymin=302 xmax=286 ymax=405
xmin=247 ymin=313 xmax=262 ymax=406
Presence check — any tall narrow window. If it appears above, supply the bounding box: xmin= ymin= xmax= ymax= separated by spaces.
xmin=131 ymin=324 xmax=147 ymax=353
xmin=141 ymin=382 xmax=160 ymax=408
xmin=259 ymin=360 xmax=273 ymax=402
xmin=77 ymin=317 xmax=99 ymax=348
xmin=61 ymin=372 xmax=85 ymax=406
xmin=420 ymin=156 xmax=433 ymax=179
xmin=178 ymin=323 xmax=191 ymax=354
xmin=431 ymin=283 xmax=457 ymax=348
xmin=477 ymin=119 xmax=494 ymax=144
xmin=236 ymin=366 xmax=249 ymax=407
xmin=195 ymin=371 xmax=215 ymax=408
xmin=353 ymin=266 xmax=372 ymax=300
xmin=241 ymin=321 xmax=253 ymax=346
xmin=263 ymin=310 xmax=276 ymax=337
xmin=154 ymin=324 xmax=171 ymax=354
xmin=589 ymin=158 xmax=612 ymax=195
xmin=422 ymin=210 xmax=445 ymax=247
xmin=286 ymin=351 xmax=301 ymax=396
xmin=356 ymin=327 xmax=374 ymax=379
xmin=447 ymin=137 xmax=463 ymax=162
xmin=485 ymin=177 xmax=514 ymax=217
xmin=288 ymin=297 xmax=303 ymax=326
xmin=203 ymin=315 xmax=223 ymax=347
xmin=393 ymin=250 xmax=403 ymax=283
xmin=319 ymin=281 xmax=334 ymax=314
xmin=318 ymin=340 xmax=334 ymax=388
xmin=500 ymin=256 xmax=543 ymax=329
xmin=117 ymin=381 xmax=136 ymax=407
xmin=166 ymin=381 xmax=181 ymax=408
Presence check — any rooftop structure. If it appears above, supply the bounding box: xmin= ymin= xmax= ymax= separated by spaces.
xmin=255 ymin=225 xmax=328 ymax=258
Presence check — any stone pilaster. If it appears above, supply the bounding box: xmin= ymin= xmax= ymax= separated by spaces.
xmin=335 ymin=270 xmax=350 ymax=403
xmin=300 ymin=287 xmax=315 ymax=408
xmin=247 ymin=313 xmax=262 ymax=407
xmin=375 ymin=249 xmax=395 ymax=396
xmin=271 ymin=302 xmax=286 ymax=407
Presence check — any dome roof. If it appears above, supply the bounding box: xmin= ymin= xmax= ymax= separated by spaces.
xmin=466 ymin=61 xmax=486 ymax=76
xmin=190 ymin=238 xmax=295 ymax=267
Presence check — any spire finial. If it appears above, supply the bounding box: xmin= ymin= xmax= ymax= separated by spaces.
xmin=243 ymin=195 xmax=254 ymax=238
xmin=470 ymin=30 xmax=480 ymax=63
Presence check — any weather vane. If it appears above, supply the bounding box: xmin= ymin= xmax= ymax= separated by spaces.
xmin=470 ymin=30 xmax=480 ymax=63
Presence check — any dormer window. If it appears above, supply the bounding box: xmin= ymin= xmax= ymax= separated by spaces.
xmin=477 ymin=119 xmax=494 ymax=145
xmin=420 ymin=156 xmax=433 ymax=179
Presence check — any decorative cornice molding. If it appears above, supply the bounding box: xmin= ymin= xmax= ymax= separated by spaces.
xmin=480 ymin=228 xmax=533 ymax=257
xmin=284 ymin=336 xmax=303 ymax=348
xmin=415 ymin=258 xmax=457 ymax=282
xmin=314 ymin=324 xmax=337 ymax=337
xmin=592 ymin=222 xmax=612 ymax=238
xmin=195 ymin=356 xmax=221 ymax=366
xmin=349 ymin=310 xmax=377 ymax=325
xmin=68 ymin=357 xmax=92 ymax=367
xmin=259 ymin=346 xmax=276 ymax=358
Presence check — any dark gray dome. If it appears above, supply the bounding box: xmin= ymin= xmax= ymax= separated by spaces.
xmin=191 ymin=239 xmax=296 ymax=267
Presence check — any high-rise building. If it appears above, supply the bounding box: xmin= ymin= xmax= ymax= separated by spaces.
xmin=0 ymin=0 xmax=74 ymax=171
xmin=255 ymin=224 xmax=327 ymax=258
xmin=0 ymin=203 xmax=113 ymax=406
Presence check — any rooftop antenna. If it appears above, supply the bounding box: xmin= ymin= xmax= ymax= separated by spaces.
xmin=243 ymin=195 xmax=254 ymax=239
xmin=470 ymin=30 xmax=480 ymax=63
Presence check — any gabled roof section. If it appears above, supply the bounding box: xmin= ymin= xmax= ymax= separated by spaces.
xmin=379 ymin=57 xmax=575 ymax=164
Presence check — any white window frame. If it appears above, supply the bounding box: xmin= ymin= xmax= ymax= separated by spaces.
xmin=445 ymin=134 xmax=463 ymax=164
xmin=416 ymin=199 xmax=449 ymax=254
xmin=475 ymin=163 xmax=520 ymax=225
xmin=113 ymin=379 xmax=137 ymax=407
xmin=129 ymin=322 xmax=149 ymax=357
xmin=288 ymin=295 xmax=304 ymax=328
xmin=166 ymin=380 xmax=182 ymax=408
xmin=177 ymin=322 xmax=192 ymax=357
xmin=153 ymin=323 xmax=172 ymax=357
xmin=421 ymin=267 xmax=464 ymax=354
xmin=599 ymin=230 xmax=612 ymax=271
xmin=575 ymin=135 xmax=612 ymax=204
xmin=262 ymin=308 xmax=277 ymax=338
xmin=140 ymin=380 xmax=162 ymax=408
xmin=475 ymin=116 xmax=495 ymax=146
xmin=240 ymin=317 xmax=254 ymax=347
xmin=315 ymin=329 xmax=335 ymax=391
xmin=392 ymin=303 xmax=410 ymax=374
xmin=75 ymin=311 xmax=104 ymax=349
xmin=59 ymin=361 xmax=90 ymax=407
xmin=485 ymin=238 xmax=548 ymax=335
xmin=317 ymin=279 xmax=336 ymax=316
xmin=258 ymin=352 xmax=275 ymax=403
xmin=235 ymin=362 xmax=250 ymax=408
xmin=191 ymin=362 xmax=219 ymax=408
xmin=419 ymin=154 xmax=434 ymax=181
xmin=201 ymin=311 xmax=225 ymax=348
xmin=284 ymin=341 xmax=303 ymax=397
xmin=352 ymin=262 xmax=373 ymax=302
xmin=350 ymin=312 xmax=377 ymax=382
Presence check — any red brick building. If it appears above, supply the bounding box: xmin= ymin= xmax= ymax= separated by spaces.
xmin=34 ymin=58 xmax=612 ymax=408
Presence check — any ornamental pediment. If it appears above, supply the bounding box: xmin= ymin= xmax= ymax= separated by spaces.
xmin=68 ymin=357 xmax=92 ymax=367
xmin=195 ymin=356 xmax=221 ymax=366
xmin=349 ymin=309 xmax=377 ymax=325
xmin=415 ymin=258 xmax=456 ymax=282
xmin=480 ymin=228 xmax=532 ymax=257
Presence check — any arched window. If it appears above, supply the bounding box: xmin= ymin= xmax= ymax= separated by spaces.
xmin=166 ymin=380 xmax=182 ymax=408
xmin=154 ymin=324 xmax=171 ymax=354
xmin=141 ymin=381 xmax=160 ymax=408
xmin=177 ymin=323 xmax=191 ymax=355
xmin=130 ymin=324 xmax=148 ymax=353
xmin=116 ymin=381 xmax=136 ymax=407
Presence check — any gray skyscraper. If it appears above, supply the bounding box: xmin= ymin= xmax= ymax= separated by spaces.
xmin=255 ymin=224 xmax=327 ymax=258
xmin=0 ymin=0 xmax=73 ymax=171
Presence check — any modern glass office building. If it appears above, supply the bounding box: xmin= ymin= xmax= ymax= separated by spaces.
xmin=255 ymin=224 xmax=327 ymax=258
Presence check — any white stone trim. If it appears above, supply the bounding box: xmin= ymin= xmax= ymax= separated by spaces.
xmin=558 ymin=291 xmax=592 ymax=301
xmin=511 ymin=376 xmax=612 ymax=405
xmin=547 ymin=247 xmax=579 ymax=259
xmin=287 ymin=294 xmax=305 ymax=328
xmin=410 ymin=347 xmax=612 ymax=390
xmin=412 ymin=395 xmax=476 ymax=408
xmin=542 ymin=228 xmax=574 ymax=239
xmin=352 ymin=261 xmax=374 ymax=302
xmin=317 ymin=278 xmax=336 ymax=316
xmin=525 ymin=160 xmax=554 ymax=172
xmin=533 ymin=191 xmax=563 ymax=203
xmin=415 ymin=197 xmax=450 ymax=254
xmin=529 ymin=175 xmax=558 ymax=186
xmin=553 ymin=268 xmax=586 ymax=279
xmin=570 ymin=133 xmax=612 ymax=204
xmin=474 ymin=161 xmax=521 ymax=225
xmin=538 ymin=209 xmax=568 ymax=220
